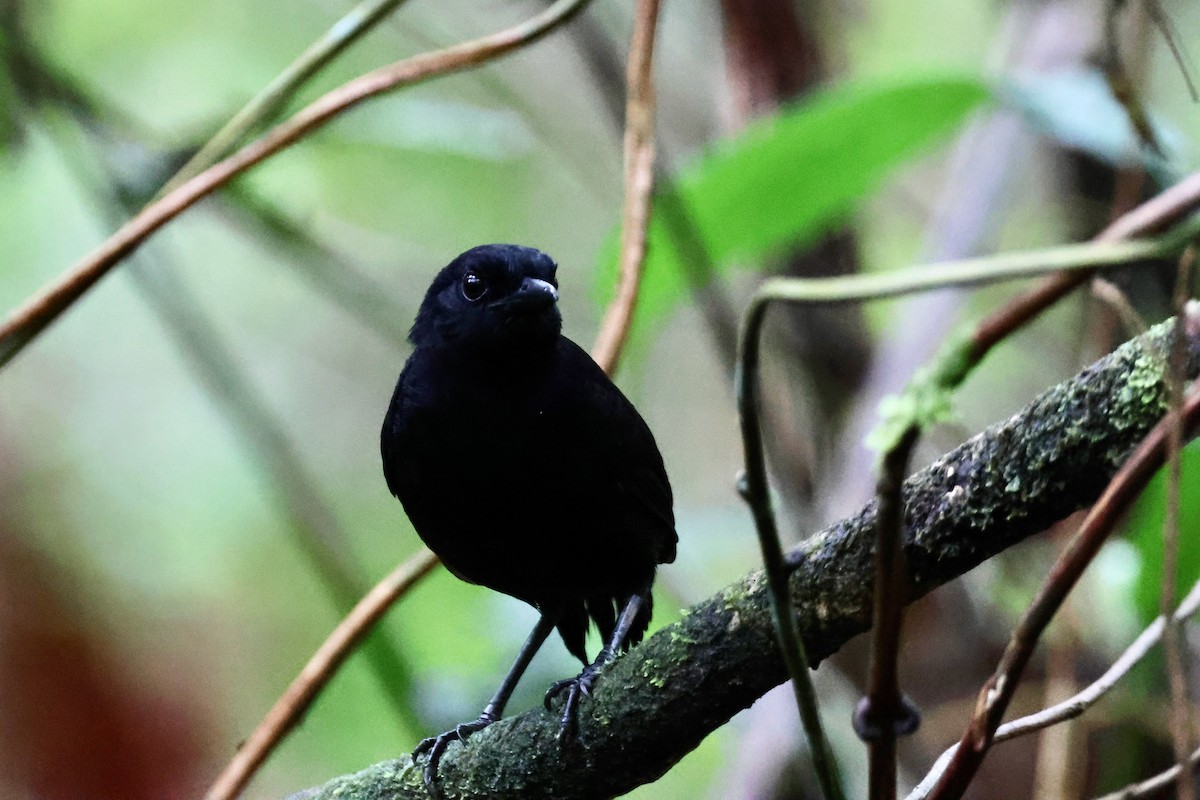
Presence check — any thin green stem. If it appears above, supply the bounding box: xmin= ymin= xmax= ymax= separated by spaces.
xmin=163 ymin=0 xmax=413 ymax=193
xmin=751 ymin=219 xmax=1200 ymax=307
xmin=737 ymin=300 xmax=846 ymax=800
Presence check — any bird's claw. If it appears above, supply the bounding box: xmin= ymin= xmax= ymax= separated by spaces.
xmin=412 ymin=713 xmax=497 ymax=799
xmin=543 ymin=659 xmax=605 ymax=744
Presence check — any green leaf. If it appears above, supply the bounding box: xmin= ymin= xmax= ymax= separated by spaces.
xmin=593 ymin=74 xmax=991 ymax=338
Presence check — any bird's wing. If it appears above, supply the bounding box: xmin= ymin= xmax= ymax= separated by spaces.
xmin=546 ymin=338 xmax=678 ymax=565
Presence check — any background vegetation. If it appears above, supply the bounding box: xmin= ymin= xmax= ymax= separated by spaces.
xmin=0 ymin=0 xmax=1198 ymax=798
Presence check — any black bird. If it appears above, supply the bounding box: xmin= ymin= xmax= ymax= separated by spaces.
xmin=381 ymin=244 xmax=677 ymax=794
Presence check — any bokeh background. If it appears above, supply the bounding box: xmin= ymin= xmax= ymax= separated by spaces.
xmin=1 ymin=0 xmax=1199 ymax=798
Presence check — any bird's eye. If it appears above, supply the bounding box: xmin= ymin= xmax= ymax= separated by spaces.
xmin=461 ymin=272 xmax=487 ymax=302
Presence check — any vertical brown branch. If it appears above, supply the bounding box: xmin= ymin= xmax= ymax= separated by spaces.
xmin=1162 ymin=247 xmax=1197 ymax=800
xmin=859 ymin=427 xmax=920 ymax=800
xmin=591 ymin=0 xmax=661 ymax=375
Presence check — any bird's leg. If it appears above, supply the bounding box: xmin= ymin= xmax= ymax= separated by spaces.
xmin=544 ymin=590 xmax=647 ymax=742
xmin=414 ymin=612 xmax=557 ymax=799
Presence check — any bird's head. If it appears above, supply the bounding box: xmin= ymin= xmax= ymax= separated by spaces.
xmin=409 ymin=244 xmax=562 ymax=354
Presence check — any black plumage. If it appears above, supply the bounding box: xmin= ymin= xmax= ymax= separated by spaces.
xmin=380 ymin=244 xmax=677 ymax=793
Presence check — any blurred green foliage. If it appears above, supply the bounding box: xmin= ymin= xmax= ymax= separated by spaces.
xmin=1 ymin=0 xmax=1199 ymax=798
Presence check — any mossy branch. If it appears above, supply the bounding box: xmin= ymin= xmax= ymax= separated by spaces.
xmin=288 ymin=315 xmax=1200 ymax=800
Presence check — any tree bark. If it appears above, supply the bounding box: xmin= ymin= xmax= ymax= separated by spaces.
xmin=289 ymin=310 xmax=1200 ymax=800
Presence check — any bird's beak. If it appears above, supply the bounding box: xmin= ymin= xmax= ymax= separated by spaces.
xmin=498 ymin=277 xmax=559 ymax=313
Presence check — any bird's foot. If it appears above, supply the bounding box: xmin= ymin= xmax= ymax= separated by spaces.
xmin=543 ymin=650 xmax=611 ymax=743
xmin=412 ymin=712 xmax=498 ymax=799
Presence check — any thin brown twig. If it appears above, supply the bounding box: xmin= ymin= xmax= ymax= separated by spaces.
xmin=1162 ymin=246 xmax=1197 ymax=800
xmin=1101 ymin=172 xmax=1200 ymax=241
xmin=204 ymin=548 xmax=440 ymax=800
xmin=591 ymin=0 xmax=661 ymax=375
xmin=0 ymin=0 xmax=594 ymax=369
xmin=909 ymin=574 xmax=1200 ymax=800
xmin=903 ymin=173 xmax=1200 ymax=800
xmin=858 ymin=338 xmax=978 ymax=799
xmin=877 ymin=170 xmax=1200 ymax=800
xmin=970 ymin=169 xmax=1200 ymax=361
xmin=927 ymin=317 xmax=1200 ymax=800
xmin=2 ymin=1 xmax=415 ymax=349
xmin=916 ymin=166 xmax=1200 ymax=800
xmin=860 ymin=427 xmax=920 ymax=800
